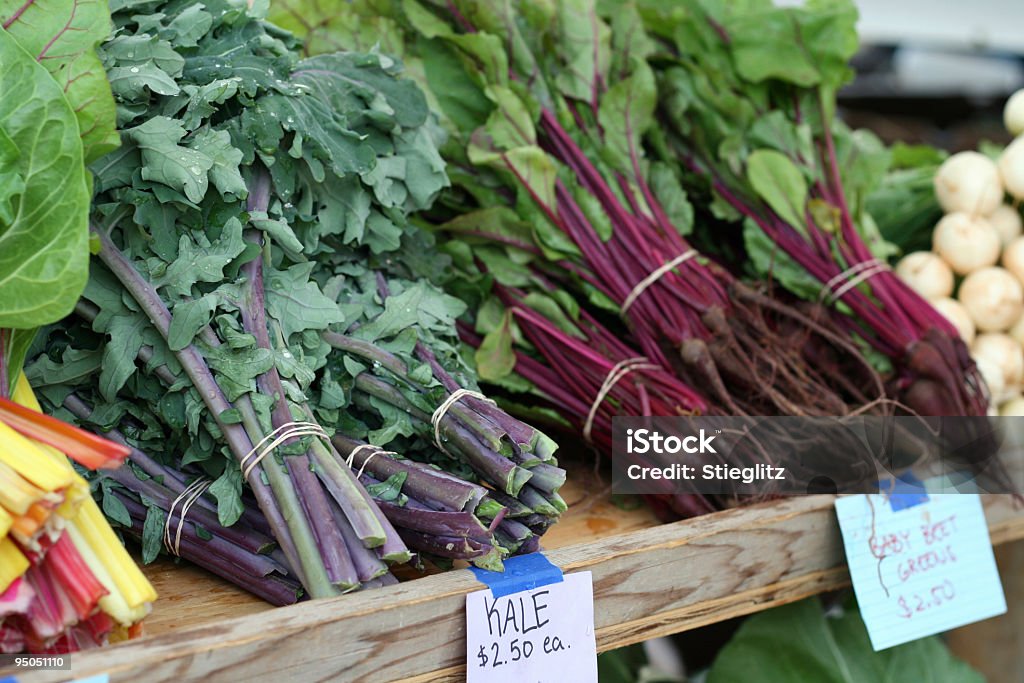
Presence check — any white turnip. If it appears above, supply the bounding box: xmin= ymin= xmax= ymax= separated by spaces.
xmin=988 ymin=204 xmax=1023 ymax=246
xmin=974 ymin=356 xmax=1006 ymax=403
xmin=998 ymin=136 xmax=1024 ymax=201
xmin=931 ymin=297 xmax=976 ymax=345
xmin=958 ymin=266 xmax=1024 ymax=332
xmin=932 ymin=212 xmax=1000 ymax=275
xmin=934 ymin=151 xmax=1004 ymax=215
xmin=1000 ymin=395 xmax=1024 ymax=416
xmin=895 ymin=251 xmax=954 ymax=300
xmin=1005 ymin=89 xmax=1024 ymax=136
xmin=972 ymin=333 xmax=1024 ymax=393
xmin=1001 ymin=235 xmax=1024 ymax=285
xmin=1011 ymin=314 xmax=1024 ymax=347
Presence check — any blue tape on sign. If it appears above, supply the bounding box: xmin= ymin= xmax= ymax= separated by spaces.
xmin=885 ymin=472 xmax=929 ymax=511
xmin=470 ymin=551 xmax=564 ymax=598
xmin=1 ymin=676 xmax=18 ymax=683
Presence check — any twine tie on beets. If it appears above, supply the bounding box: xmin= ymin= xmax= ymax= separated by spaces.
xmin=583 ymin=357 xmax=658 ymax=443
xmin=621 ymin=249 xmax=699 ymax=315
xmin=821 ymin=258 xmax=891 ymax=305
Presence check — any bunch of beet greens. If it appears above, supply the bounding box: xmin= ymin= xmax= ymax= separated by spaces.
xmin=638 ymin=0 xmax=985 ymax=416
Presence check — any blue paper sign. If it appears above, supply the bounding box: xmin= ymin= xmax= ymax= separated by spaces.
xmin=835 ymin=493 xmax=1007 ymax=650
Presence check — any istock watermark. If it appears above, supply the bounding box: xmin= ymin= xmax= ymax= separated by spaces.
xmin=611 ymin=416 xmax=1022 ymax=497
xmin=625 ymin=428 xmax=719 ymax=454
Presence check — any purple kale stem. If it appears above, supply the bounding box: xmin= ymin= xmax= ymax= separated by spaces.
xmin=62 ymin=395 xmax=274 ymax=544
xmin=374 ymin=501 xmax=494 ymax=543
xmin=353 ymin=374 xmax=532 ymax=495
xmin=497 ymin=518 xmax=532 ymax=543
xmin=521 ymin=463 xmax=565 ymax=494
xmin=359 ymin=573 xmax=399 ymax=590
xmin=116 ymin=493 xmax=296 ymax=596
xmin=242 ymin=168 xmax=358 ymax=589
xmin=486 ymin=490 xmax=532 ymax=518
xmin=332 ymin=434 xmax=485 ymax=512
xmin=374 ymin=525 xmax=412 ymax=563
xmin=109 ymin=463 xmax=275 ymax=555
xmin=518 ymin=536 xmax=541 ymax=555
xmin=320 ymin=439 xmax=412 ymax=564
xmin=321 ymin=331 xmax=409 ymax=378
xmin=290 ymin=411 xmax=391 ymax=549
xmin=324 ymin=331 xmax=503 ymax=451
xmin=121 ymin=522 xmax=303 ymax=607
xmin=328 ymin=505 xmax=388 ymax=584
xmin=413 ymin=342 xmax=538 ymax=449
xmin=517 ymin=486 xmax=558 ymax=517
xmin=92 ymin=225 xmax=335 ymax=598
xmin=395 ymin=529 xmax=496 ymax=561
xmin=386 ymin=276 xmax=521 ymax=453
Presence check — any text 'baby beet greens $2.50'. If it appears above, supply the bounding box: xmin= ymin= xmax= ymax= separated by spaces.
xmin=26 ymin=0 xmax=564 ymax=602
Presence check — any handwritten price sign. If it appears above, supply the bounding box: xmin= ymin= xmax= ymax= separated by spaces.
xmin=835 ymin=493 xmax=1006 ymax=650
xmin=466 ymin=571 xmax=597 ymax=683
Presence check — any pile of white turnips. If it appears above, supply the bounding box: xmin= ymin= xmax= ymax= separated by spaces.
xmin=896 ymin=89 xmax=1024 ymax=416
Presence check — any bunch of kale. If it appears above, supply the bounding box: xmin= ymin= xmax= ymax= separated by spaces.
xmin=27 ymin=0 xmax=563 ymax=601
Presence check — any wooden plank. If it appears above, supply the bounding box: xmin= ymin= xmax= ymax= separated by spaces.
xmin=12 ymin=494 xmax=1023 ymax=683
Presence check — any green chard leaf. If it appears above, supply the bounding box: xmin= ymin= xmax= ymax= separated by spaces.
xmin=0 ymin=28 xmax=91 ymax=329
xmin=1 ymin=0 xmax=120 ymax=162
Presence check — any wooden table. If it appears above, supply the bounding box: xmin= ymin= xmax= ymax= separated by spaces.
xmin=8 ymin=462 xmax=1024 ymax=683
